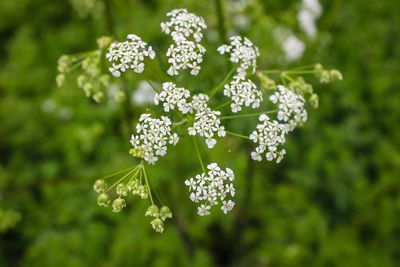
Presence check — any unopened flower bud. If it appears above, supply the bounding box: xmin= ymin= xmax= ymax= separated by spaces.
xmin=97 ymin=36 xmax=113 ymax=49
xmin=112 ymin=198 xmax=126 ymax=212
xmin=159 ymin=206 xmax=172 ymax=220
xmin=137 ymin=185 xmax=148 ymax=199
xmin=310 ymin=94 xmax=319 ymax=108
xmin=150 ymin=218 xmax=164 ymax=233
xmin=145 ymin=205 xmax=159 ymax=217
xmin=256 ymin=72 xmax=276 ymax=90
xmin=97 ymin=193 xmax=111 ymax=207
xmin=329 ymin=70 xmax=343 ymax=81
xmin=116 ymin=183 xmax=128 ymax=196
xmin=93 ymin=179 xmax=107 ymax=193
xmin=56 ymin=74 xmax=65 ymax=87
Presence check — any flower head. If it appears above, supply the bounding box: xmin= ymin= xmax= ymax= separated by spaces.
xmin=185 ymin=163 xmax=235 ymax=216
xmin=130 ymin=114 xmax=179 ymax=164
xmin=166 ymin=40 xmax=206 ymax=76
xmin=250 ymin=115 xmax=288 ymax=163
xmin=188 ymin=107 xmax=226 ymax=148
xmin=218 ymin=36 xmax=260 ymax=77
xmin=161 ymin=9 xmax=207 ymax=43
xmin=224 ymin=75 xmax=263 ymax=113
xmin=269 ymin=85 xmax=307 ymax=130
xmin=162 ymin=9 xmax=207 ymax=76
xmin=106 ymin=34 xmax=155 ymax=77
xmin=154 ymin=82 xmax=191 ymax=113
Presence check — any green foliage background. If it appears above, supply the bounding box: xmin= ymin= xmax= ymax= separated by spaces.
xmin=0 ymin=0 xmax=399 ymax=266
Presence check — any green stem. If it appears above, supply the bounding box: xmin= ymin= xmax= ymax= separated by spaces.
xmin=214 ymin=0 xmax=228 ymax=44
xmin=215 ymin=100 xmax=233 ymax=110
xmin=144 ymin=78 xmax=160 ymax=93
xmin=106 ymin=166 xmax=139 ymax=192
xmin=142 ymin=164 xmax=154 ymax=205
xmin=101 ymin=165 xmax=137 ymax=180
xmin=209 ymin=66 xmax=236 ymax=98
xmin=172 ymin=119 xmax=188 ymax=129
xmin=192 ymin=137 xmax=206 ymax=173
xmin=220 ymin=109 xmax=277 ymax=120
xmin=226 ymin=131 xmax=251 ymax=140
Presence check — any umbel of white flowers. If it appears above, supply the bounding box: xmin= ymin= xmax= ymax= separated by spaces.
xmin=106 ymin=34 xmax=155 ymax=77
xmin=161 ymin=9 xmax=207 ymax=76
xmin=185 ymin=163 xmax=235 ymax=216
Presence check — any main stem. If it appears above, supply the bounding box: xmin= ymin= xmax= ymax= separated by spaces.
xmin=214 ymin=0 xmax=228 ymax=44
xmin=192 ymin=137 xmax=206 ymax=172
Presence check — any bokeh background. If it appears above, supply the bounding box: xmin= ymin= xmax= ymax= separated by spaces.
xmin=1 ymin=0 xmax=399 ymax=266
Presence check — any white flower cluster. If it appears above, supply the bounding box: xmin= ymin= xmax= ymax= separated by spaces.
xmin=217 ymin=36 xmax=260 ymax=77
xmin=282 ymin=34 xmax=305 ymax=62
xmin=154 ymin=82 xmax=191 ymax=113
xmin=161 ymin=9 xmax=207 ymax=76
xmin=153 ymin=82 xmax=225 ymax=149
xmin=161 ymin=8 xmax=207 ymax=43
xmin=224 ymin=75 xmax=263 ymax=113
xmin=250 ymin=114 xmax=288 ymax=163
xmin=185 ymin=163 xmax=235 ymax=216
xmin=188 ymin=107 xmax=226 ymax=148
xmin=130 ymin=114 xmax=179 ymax=164
xmin=187 ymin=94 xmax=226 ymax=148
xmin=298 ymin=0 xmax=323 ymax=39
xmin=269 ymin=85 xmax=307 ymax=130
xmin=189 ymin=93 xmax=209 ymax=113
xmin=106 ymin=34 xmax=155 ymax=77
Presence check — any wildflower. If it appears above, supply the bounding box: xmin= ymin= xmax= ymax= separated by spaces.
xmin=269 ymin=85 xmax=307 ymax=130
xmin=106 ymin=34 xmax=155 ymax=77
xmin=250 ymin=115 xmax=288 ymax=163
xmin=218 ymin=36 xmax=260 ymax=77
xmin=130 ymin=114 xmax=179 ymax=164
xmin=221 ymin=200 xmax=235 ymax=214
xmin=185 ymin=163 xmax=235 ymax=216
xmin=223 ymin=75 xmax=263 ymax=113
xmin=161 ymin=9 xmax=207 ymax=43
xmin=188 ymin=108 xmax=226 ymax=148
xmin=189 ymin=93 xmax=209 ymax=113
xmin=162 ymin=9 xmax=207 ymax=76
xmin=166 ymin=40 xmax=206 ymax=76
xmin=154 ymin=82 xmax=191 ymax=113
xmin=282 ymin=34 xmax=305 ymax=62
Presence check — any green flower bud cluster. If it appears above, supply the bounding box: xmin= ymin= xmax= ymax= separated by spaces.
xmin=56 ymin=36 xmax=125 ymax=103
xmin=129 ymin=147 xmax=145 ymax=160
xmin=93 ymin=165 xmax=153 ymax=215
xmin=287 ymin=77 xmax=319 ymax=109
xmin=256 ymin=72 xmax=276 ymax=91
xmin=0 ymin=209 xmax=21 ymax=233
xmin=145 ymin=205 xmax=173 ymax=233
xmin=315 ymin=63 xmax=343 ymax=83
